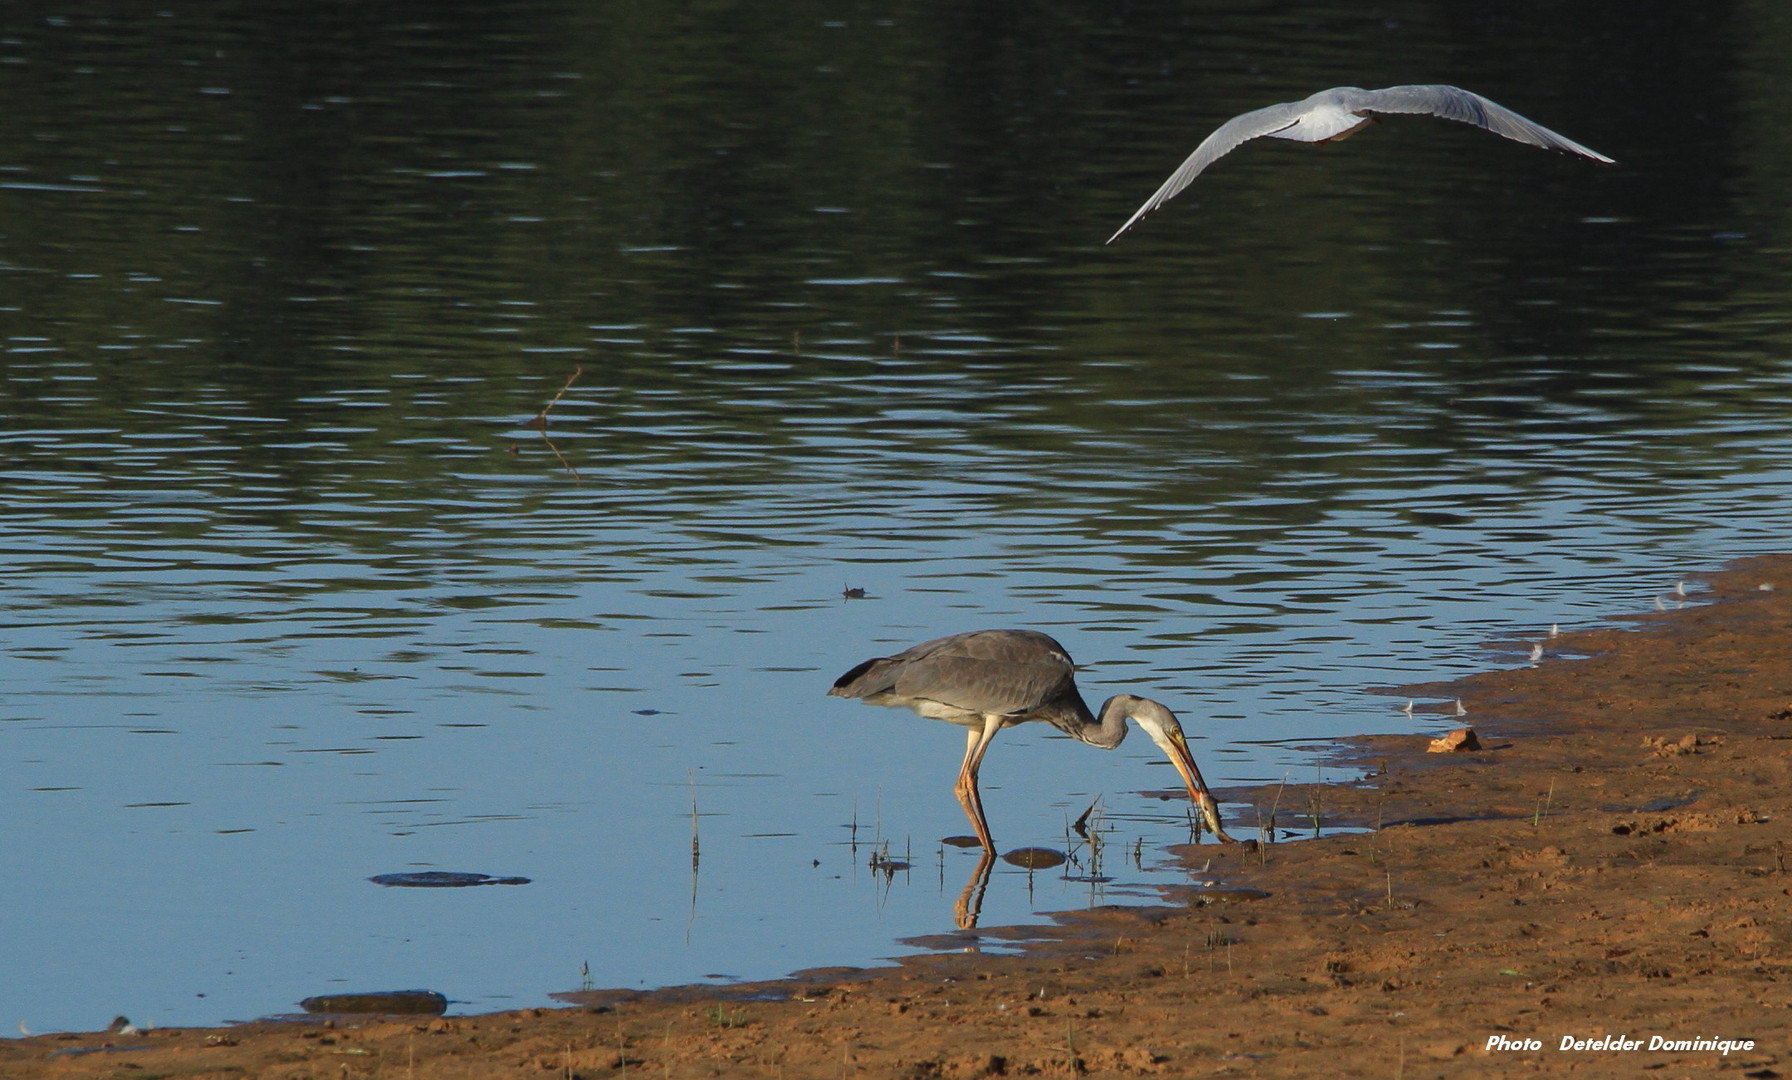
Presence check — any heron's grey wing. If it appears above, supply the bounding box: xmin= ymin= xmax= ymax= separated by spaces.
xmin=1342 ymin=85 xmax=1614 ymax=164
xmin=1105 ymin=100 xmax=1309 ymax=244
xmin=829 ymin=631 xmax=976 ymax=699
xmin=891 ymin=654 xmax=1073 ymax=715
xmin=881 ymin=630 xmax=1073 ymax=715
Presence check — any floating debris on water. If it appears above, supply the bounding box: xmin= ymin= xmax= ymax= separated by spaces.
xmin=368 ymin=872 xmax=531 ymax=888
xmin=298 ymin=990 xmax=448 ymax=1015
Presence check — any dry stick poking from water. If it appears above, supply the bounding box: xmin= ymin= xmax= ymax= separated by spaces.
xmin=686 ymin=769 xmax=701 ymax=944
xmin=1073 ymin=795 xmax=1100 ymax=839
xmin=1268 ymin=774 xmax=1288 ymax=837
xmin=688 ymin=768 xmax=701 ymax=867
xmin=1308 ymin=764 xmax=1325 ymax=838
xmin=526 ymin=365 xmax=585 ymax=484
xmin=528 ymin=365 xmax=583 ymax=429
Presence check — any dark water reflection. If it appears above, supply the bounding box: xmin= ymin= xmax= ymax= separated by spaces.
xmin=4 ymin=0 xmax=1792 ymax=1033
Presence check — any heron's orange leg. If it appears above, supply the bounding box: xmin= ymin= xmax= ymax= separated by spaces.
xmin=953 ymin=715 xmax=1005 ymax=851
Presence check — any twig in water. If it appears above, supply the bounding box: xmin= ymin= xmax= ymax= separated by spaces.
xmin=1267 ymin=774 xmax=1288 ymax=841
xmin=688 ymin=768 xmax=700 ymax=868
xmin=538 ymin=433 xmax=583 ymax=484
xmin=1308 ymin=764 xmax=1325 ymax=838
xmin=525 ymin=366 xmax=585 ymax=484
xmin=528 ymin=365 xmax=583 ymax=430
xmin=1073 ymin=796 xmax=1100 ymax=839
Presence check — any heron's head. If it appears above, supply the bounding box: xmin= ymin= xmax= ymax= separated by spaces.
xmin=1104 ymin=694 xmax=1187 ymax=757
xmin=1108 ymin=694 xmax=1238 ymax=844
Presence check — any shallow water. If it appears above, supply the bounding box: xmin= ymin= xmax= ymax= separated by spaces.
xmin=5 ymin=0 xmax=1792 ymax=1034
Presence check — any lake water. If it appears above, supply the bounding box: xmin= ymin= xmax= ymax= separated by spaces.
xmin=5 ymin=1 xmax=1792 ymax=1034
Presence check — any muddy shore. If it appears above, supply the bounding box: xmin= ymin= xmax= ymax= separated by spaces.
xmin=9 ymin=555 xmax=1790 ymax=1078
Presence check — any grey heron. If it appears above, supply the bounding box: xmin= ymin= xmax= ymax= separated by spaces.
xmin=1107 ymin=84 xmax=1614 ymax=243
xmin=828 ymin=629 xmax=1237 ymax=849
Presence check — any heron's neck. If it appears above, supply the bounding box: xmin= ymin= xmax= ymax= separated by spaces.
xmin=1080 ymin=696 xmax=1130 ymax=750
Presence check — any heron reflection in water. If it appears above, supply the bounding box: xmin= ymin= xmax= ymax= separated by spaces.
xmin=1107 ymin=84 xmax=1614 ymax=242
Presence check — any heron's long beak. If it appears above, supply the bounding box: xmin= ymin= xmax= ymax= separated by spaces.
xmin=1160 ymin=729 xmax=1238 ymax=844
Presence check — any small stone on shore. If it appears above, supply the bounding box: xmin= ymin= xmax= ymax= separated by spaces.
xmin=1427 ymin=727 xmax=1481 ymax=753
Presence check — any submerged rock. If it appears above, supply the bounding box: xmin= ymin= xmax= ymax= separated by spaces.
xmin=1001 ymin=847 xmax=1067 ymax=870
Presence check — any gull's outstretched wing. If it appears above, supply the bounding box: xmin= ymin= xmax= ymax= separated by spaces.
xmin=1104 ymin=99 xmax=1308 ymax=244
xmin=1339 ymin=85 xmax=1614 ymax=164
